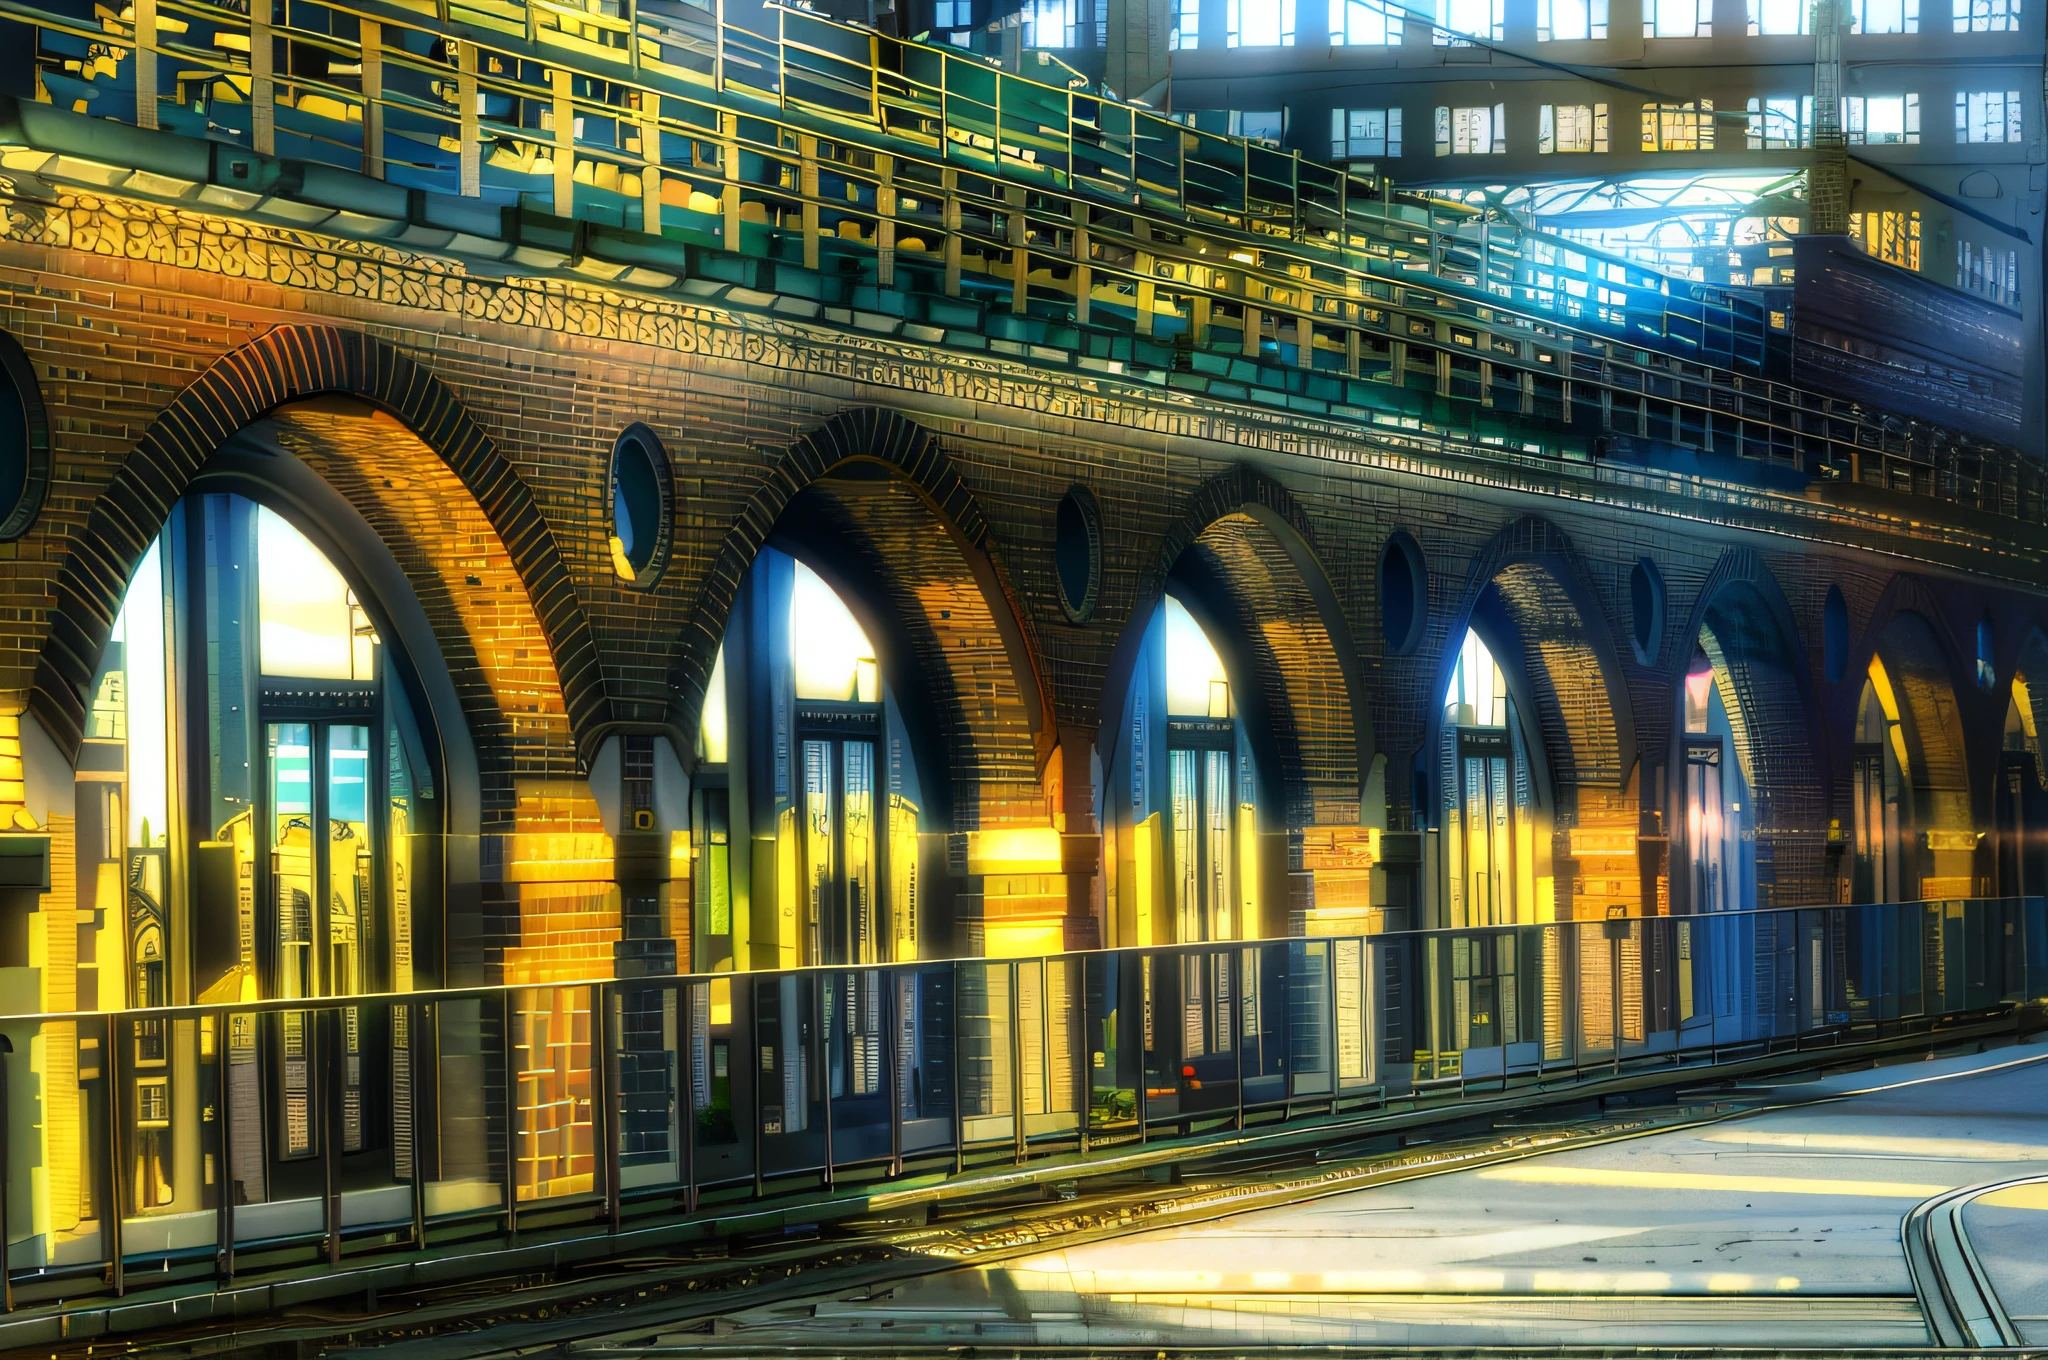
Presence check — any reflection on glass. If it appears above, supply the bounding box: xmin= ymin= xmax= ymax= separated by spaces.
xmin=802 ymin=740 xmax=834 ymax=966
xmin=790 ymin=560 xmax=876 ymax=702
xmin=257 ymin=508 xmax=377 ymax=680
xmin=329 ymin=726 xmax=371 ymax=1154
xmin=1854 ymin=659 xmax=1907 ymax=903
xmin=268 ymin=723 xmax=316 ymax=1159
xmin=699 ymin=642 xmax=729 ymax=764
xmin=1443 ymin=630 xmax=1536 ymax=928
xmin=1164 ymin=597 xmax=1228 ymax=718
xmin=844 ymin=742 xmax=876 ymax=964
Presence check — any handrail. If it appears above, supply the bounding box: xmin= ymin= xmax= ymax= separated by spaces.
xmin=0 ymin=0 xmax=2038 ymax=517
xmin=0 ymin=894 xmax=2031 ymax=1029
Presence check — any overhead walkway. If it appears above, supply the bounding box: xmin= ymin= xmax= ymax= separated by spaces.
xmin=0 ymin=895 xmax=2040 ymax=1351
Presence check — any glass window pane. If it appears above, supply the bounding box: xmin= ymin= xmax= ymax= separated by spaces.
xmin=258 ymin=507 xmax=373 ymax=680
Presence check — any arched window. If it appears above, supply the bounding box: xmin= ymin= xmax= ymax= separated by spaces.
xmin=1997 ymin=647 xmax=2047 ymax=896
xmin=1853 ymin=657 xmax=1909 ymax=903
xmin=1439 ymin=629 xmax=1542 ymax=927
xmin=1109 ymin=593 xmax=1264 ymax=949
xmin=1680 ymin=639 xmax=1754 ymax=914
xmin=1164 ymin=597 xmax=1249 ymax=945
xmin=693 ymin=547 xmax=925 ymax=971
xmin=81 ymin=493 xmax=437 ymax=1216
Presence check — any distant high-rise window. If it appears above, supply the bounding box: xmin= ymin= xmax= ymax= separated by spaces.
xmin=1641 ymin=100 xmax=1716 ymax=149
xmin=1228 ymin=0 xmax=1295 ymax=44
xmin=1172 ymin=0 xmax=1199 ymax=47
xmin=1333 ymin=0 xmax=1400 ymax=43
xmin=1845 ymin=94 xmax=1920 ymax=144
xmin=1021 ymin=0 xmax=1084 ymax=45
xmin=1850 ymin=209 xmax=1921 ymax=268
xmin=1957 ymin=90 xmax=2022 ymax=142
xmin=1957 ymin=240 xmax=2020 ymax=306
xmin=1644 ymin=0 xmax=1710 ymax=36
xmin=1539 ymin=103 xmax=1609 ymax=150
xmin=1748 ymin=0 xmax=1811 ymax=32
xmin=1331 ymin=106 xmax=1403 ymax=156
xmin=1232 ymin=109 xmax=1286 ymax=142
xmin=1746 ymin=95 xmax=1814 ymax=147
xmin=1435 ymin=0 xmax=1505 ymax=43
xmin=1537 ymin=0 xmax=1608 ymax=37
xmin=1435 ymin=104 xmax=1507 ymax=154
xmin=1955 ymin=0 xmax=2018 ymax=29
xmin=1850 ymin=0 xmax=1917 ymax=30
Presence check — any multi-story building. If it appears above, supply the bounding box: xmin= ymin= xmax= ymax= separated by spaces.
xmin=919 ymin=0 xmax=2045 ymax=438
xmin=0 ymin=0 xmax=2035 ymax=1339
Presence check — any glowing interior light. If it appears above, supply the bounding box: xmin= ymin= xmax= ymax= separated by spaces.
xmin=700 ymin=641 xmax=730 ymax=764
xmin=1446 ymin=629 xmax=1506 ymax=726
xmin=790 ymin=559 xmax=878 ymax=702
xmin=1164 ymin=597 xmax=1229 ymax=717
xmin=1683 ymin=660 xmax=1715 ymax=733
xmin=259 ymin=507 xmax=373 ymax=680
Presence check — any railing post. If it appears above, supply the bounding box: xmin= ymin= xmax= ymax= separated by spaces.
xmin=885 ymin=971 xmax=903 ymax=1176
xmin=949 ymin=962 xmax=964 ymax=1176
xmin=595 ymin=982 xmax=620 ymax=1233
xmin=681 ymin=982 xmax=698 ymax=1214
xmin=0 ymin=1032 xmax=13 ymax=1312
xmin=1232 ymin=949 xmax=1245 ymax=1132
xmin=750 ymin=977 xmax=765 ymax=1198
xmin=214 ymin=1007 xmax=233 ymax=1286
xmin=1009 ymin=962 xmax=1025 ymax=1166
xmin=818 ymin=976 xmax=835 ymax=1188
xmin=409 ymin=1002 xmax=428 ymax=1252
xmin=323 ymin=1006 xmax=343 ymax=1266
xmin=500 ymin=990 xmax=518 ymax=1243
xmin=106 ymin=1014 xmax=125 ymax=1297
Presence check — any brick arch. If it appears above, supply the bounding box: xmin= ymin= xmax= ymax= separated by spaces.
xmin=31 ymin=323 xmax=609 ymax=756
xmin=1677 ymin=551 xmax=1830 ymax=908
xmin=1853 ymin=577 xmax=1975 ymax=824
xmin=669 ymin=407 xmax=1052 ymax=794
xmin=1118 ymin=464 xmax=1374 ymax=829
xmin=1435 ymin=516 xmax=1636 ymax=800
xmin=2013 ymin=628 xmax=2048 ymax=750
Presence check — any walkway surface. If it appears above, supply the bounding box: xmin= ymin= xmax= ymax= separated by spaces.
xmin=700 ymin=1043 xmax=2048 ymax=1349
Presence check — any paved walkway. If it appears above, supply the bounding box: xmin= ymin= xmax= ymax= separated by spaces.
xmin=711 ymin=1042 xmax=2048 ymax=1348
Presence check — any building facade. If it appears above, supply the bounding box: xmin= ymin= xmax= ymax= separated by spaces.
xmin=0 ymin=0 xmax=2036 ymax=1313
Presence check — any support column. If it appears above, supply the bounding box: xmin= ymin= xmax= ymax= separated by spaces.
xmin=877 ymin=154 xmax=897 ymax=288
xmin=1054 ymin=729 xmax=1103 ymax=952
xmin=551 ymin=67 xmax=575 ymax=219
xmin=361 ymin=21 xmax=384 ymax=179
xmin=134 ymin=0 xmax=157 ymax=129
xmin=458 ymin=43 xmax=480 ymax=199
xmin=640 ymin=92 xmax=662 ymax=236
xmin=250 ymin=0 xmax=274 ymax=155
xmin=1073 ymin=205 xmax=1091 ymax=325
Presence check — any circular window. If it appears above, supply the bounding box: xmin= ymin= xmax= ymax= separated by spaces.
xmin=1823 ymin=584 xmax=1849 ymax=684
xmin=1379 ymin=531 xmax=1426 ymax=656
xmin=1054 ymin=485 xmax=1101 ymax=623
xmin=608 ymin=423 xmax=670 ymax=589
xmin=0 ymin=331 xmax=48 ymax=542
xmin=1629 ymin=558 xmax=1664 ymax=666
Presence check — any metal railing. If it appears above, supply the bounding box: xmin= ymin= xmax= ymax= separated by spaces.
xmin=0 ymin=896 xmax=2039 ymax=1312
xmin=0 ymin=0 xmax=2038 ymax=515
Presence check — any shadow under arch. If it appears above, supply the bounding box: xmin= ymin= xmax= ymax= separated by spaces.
xmin=1428 ymin=517 xmax=1637 ymax=813
xmin=1849 ymin=581 xmax=1978 ymax=901
xmin=1670 ymin=551 xmax=1829 ymax=911
xmin=1995 ymin=627 xmax=2048 ymax=895
xmin=668 ymin=409 xmax=1049 ymax=793
xmin=32 ymin=323 xmax=609 ymax=757
xmin=1099 ymin=464 xmax=1375 ymax=832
